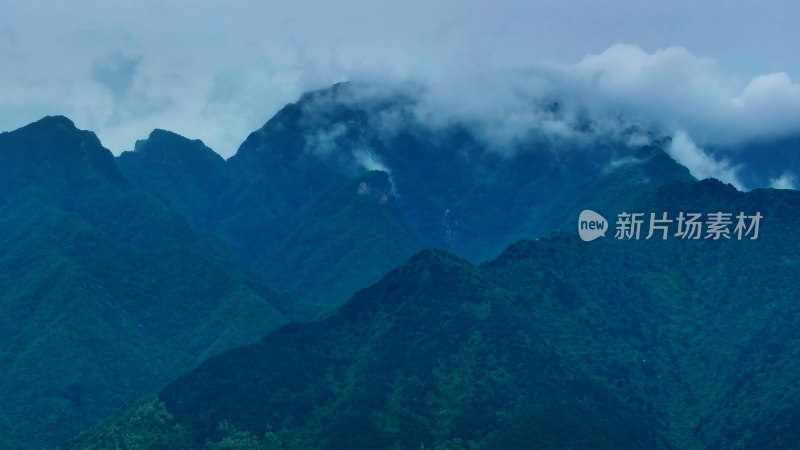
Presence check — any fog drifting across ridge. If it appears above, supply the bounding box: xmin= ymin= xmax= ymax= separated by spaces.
xmin=5 ymin=42 xmax=800 ymax=189
xmin=546 ymin=45 xmax=800 ymax=146
xmin=666 ymin=131 xmax=744 ymax=190
xmin=2 ymin=0 xmax=800 ymax=189
xmin=293 ymin=50 xmax=800 ymax=189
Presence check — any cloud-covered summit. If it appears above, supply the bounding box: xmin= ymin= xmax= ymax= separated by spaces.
xmin=1 ymin=0 xmax=798 ymax=189
xmin=284 ymin=48 xmax=800 ymax=189
xmin=544 ymin=44 xmax=800 ymax=146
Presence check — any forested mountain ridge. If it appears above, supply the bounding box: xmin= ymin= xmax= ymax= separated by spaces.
xmin=117 ymin=83 xmax=695 ymax=305
xmin=68 ymin=178 xmax=800 ymax=449
xmin=0 ymin=116 xmax=297 ymax=448
xmin=2 ymin=84 xmax=793 ymax=448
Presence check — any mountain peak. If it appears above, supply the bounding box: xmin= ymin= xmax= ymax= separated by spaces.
xmin=144 ymin=128 xmax=204 ymax=146
xmin=377 ymin=247 xmax=475 ymax=292
xmin=6 ymin=115 xmax=97 ymax=148
xmin=122 ymin=129 xmax=225 ymax=174
xmin=0 ymin=115 xmax=92 ymax=146
xmin=333 ymin=246 xmax=476 ymax=319
xmin=115 ymin=129 xmax=229 ymax=223
xmin=29 ymin=115 xmax=77 ymax=130
xmin=0 ymin=116 xmax=124 ymax=198
xmin=148 ymin=128 xmax=188 ymax=141
xmin=132 ymin=129 xmax=220 ymax=161
xmin=407 ymin=247 xmax=466 ymax=265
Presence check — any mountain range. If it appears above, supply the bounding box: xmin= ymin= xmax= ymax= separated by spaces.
xmin=0 ymin=117 xmax=297 ymax=447
xmin=116 ymin=82 xmax=693 ymax=305
xmin=68 ymin=179 xmax=800 ymax=449
xmin=0 ymin=82 xmax=797 ymax=448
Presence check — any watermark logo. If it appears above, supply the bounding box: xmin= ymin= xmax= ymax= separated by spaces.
xmin=578 ymin=210 xmax=608 ymax=241
xmin=578 ymin=210 xmax=762 ymax=241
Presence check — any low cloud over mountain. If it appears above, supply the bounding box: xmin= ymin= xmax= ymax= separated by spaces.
xmin=2 ymin=1 xmax=799 ymax=189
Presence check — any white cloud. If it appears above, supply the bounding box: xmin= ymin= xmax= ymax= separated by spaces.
xmin=770 ymin=172 xmax=797 ymax=190
xmin=1 ymin=0 xmax=800 ymax=167
xmin=602 ymin=156 xmax=646 ymax=175
xmin=304 ymin=123 xmax=349 ymax=156
xmin=543 ymin=44 xmax=800 ymax=146
xmin=353 ymin=148 xmax=389 ymax=174
xmin=298 ymin=43 xmax=800 ymax=169
xmin=667 ymin=130 xmax=743 ymax=189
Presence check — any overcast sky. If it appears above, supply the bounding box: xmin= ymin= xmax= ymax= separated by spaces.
xmin=2 ymin=0 xmax=799 ymax=161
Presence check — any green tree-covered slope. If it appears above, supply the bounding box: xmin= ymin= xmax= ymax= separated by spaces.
xmin=70 ymin=179 xmax=800 ymax=449
xmin=117 ymin=83 xmax=694 ymax=305
xmin=0 ymin=117 xmax=296 ymax=448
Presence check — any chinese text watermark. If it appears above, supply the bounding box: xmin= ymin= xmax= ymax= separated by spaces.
xmin=579 ymin=210 xmax=762 ymax=242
